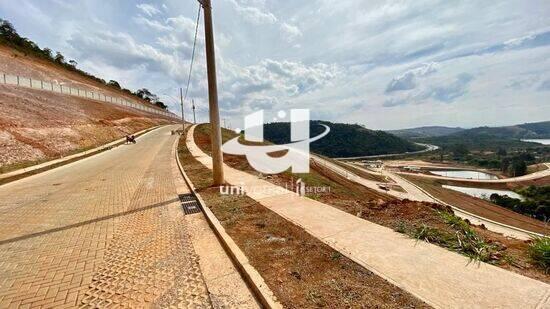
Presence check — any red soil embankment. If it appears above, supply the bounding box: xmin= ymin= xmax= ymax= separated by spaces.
xmin=0 ymin=46 xmax=175 ymax=171
xmin=0 ymin=85 xmax=171 ymax=171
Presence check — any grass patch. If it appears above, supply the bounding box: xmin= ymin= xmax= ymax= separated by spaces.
xmin=529 ymin=237 xmax=550 ymax=272
xmin=398 ymin=210 xmax=500 ymax=262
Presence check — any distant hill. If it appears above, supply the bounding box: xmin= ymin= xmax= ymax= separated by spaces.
xmin=388 ymin=126 xmax=465 ymax=139
xmin=417 ymin=121 xmax=550 ymax=150
xmin=263 ymin=121 xmax=423 ymax=158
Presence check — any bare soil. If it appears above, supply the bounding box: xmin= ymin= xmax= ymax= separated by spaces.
xmin=0 ymin=84 xmax=170 ymax=171
xmin=178 ymin=134 xmax=429 ymax=308
xmin=0 ymin=45 xmax=178 ymax=171
xmin=193 ymin=124 xmax=550 ymax=283
xmin=0 ymin=46 xmax=161 ymax=111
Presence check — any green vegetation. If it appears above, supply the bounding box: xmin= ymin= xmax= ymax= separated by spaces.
xmin=389 ymin=126 xmax=465 ymax=139
xmin=263 ymin=121 xmax=422 ymax=158
xmin=422 ymin=143 xmax=547 ymax=177
xmin=528 ymin=237 xmax=550 ymax=272
xmin=416 ymin=121 xmax=550 ymax=148
xmin=490 ymin=186 xmax=550 ymax=222
xmin=0 ymin=18 xmax=168 ymax=110
xmin=399 ymin=211 xmax=500 ymax=262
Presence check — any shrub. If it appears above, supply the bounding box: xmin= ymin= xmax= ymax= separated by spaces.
xmin=528 ymin=237 xmax=550 ymax=272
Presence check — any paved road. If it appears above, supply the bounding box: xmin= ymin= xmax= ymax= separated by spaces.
xmin=0 ymin=125 xmax=212 ymax=308
xmin=334 ymin=143 xmax=439 ymax=160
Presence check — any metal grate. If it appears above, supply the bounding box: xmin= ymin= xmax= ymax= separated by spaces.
xmin=179 ymin=194 xmax=202 ymax=215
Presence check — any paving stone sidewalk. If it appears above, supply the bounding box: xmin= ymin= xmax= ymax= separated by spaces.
xmin=0 ymin=126 xmax=211 ymax=308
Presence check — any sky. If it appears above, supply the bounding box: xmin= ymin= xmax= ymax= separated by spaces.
xmin=1 ymin=0 xmax=549 ymax=130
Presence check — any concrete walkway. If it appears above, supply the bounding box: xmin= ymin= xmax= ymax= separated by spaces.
xmin=187 ymin=125 xmax=550 ymax=309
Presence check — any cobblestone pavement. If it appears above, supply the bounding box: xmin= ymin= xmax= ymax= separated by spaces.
xmin=0 ymin=126 xmax=211 ymax=308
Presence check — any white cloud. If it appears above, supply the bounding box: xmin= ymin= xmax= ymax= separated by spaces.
xmin=219 ymin=59 xmax=340 ymax=112
xmin=280 ymin=23 xmax=302 ymax=42
xmin=136 ymin=3 xmax=161 ymax=17
xmin=227 ymin=0 xmax=277 ymax=24
xmin=385 ymin=62 xmax=438 ymax=93
xmin=133 ymin=16 xmax=172 ymax=32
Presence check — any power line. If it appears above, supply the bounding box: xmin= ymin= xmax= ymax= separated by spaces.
xmin=183 ymin=4 xmax=201 ymax=102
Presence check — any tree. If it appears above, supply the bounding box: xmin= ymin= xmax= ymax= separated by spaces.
xmin=154 ymin=101 xmax=168 ymax=110
xmin=68 ymin=60 xmax=78 ymax=67
xmin=0 ymin=19 xmax=18 ymax=41
xmin=135 ymin=88 xmax=158 ymax=102
xmin=42 ymin=48 xmax=53 ymax=59
xmin=54 ymin=52 xmax=65 ymax=64
xmin=496 ymin=147 xmax=507 ymax=158
xmin=452 ymin=143 xmax=469 ymax=159
xmin=108 ymin=80 xmax=121 ymax=89
xmin=509 ymin=158 xmax=527 ymax=177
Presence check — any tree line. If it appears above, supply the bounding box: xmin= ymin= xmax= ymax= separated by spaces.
xmin=490 ymin=186 xmax=549 ymax=222
xmin=0 ymin=19 xmax=168 ymax=110
xmin=445 ymin=144 xmax=534 ymax=177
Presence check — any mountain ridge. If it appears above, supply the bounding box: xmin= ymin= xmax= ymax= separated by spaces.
xmin=263 ymin=120 xmax=423 ymax=158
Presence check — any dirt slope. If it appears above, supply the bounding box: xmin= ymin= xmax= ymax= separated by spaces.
xmin=0 ymin=46 xmax=159 ymax=109
xmin=0 ymin=46 xmax=174 ymax=172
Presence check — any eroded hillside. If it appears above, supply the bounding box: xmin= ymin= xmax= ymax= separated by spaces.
xmin=0 ymin=47 xmax=174 ymax=171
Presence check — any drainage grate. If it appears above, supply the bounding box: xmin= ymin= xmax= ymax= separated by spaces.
xmin=179 ymin=194 xmax=202 ymax=215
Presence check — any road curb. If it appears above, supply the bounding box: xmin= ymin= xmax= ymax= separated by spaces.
xmin=0 ymin=125 xmax=165 ymax=185
xmin=174 ymin=132 xmax=282 ymax=309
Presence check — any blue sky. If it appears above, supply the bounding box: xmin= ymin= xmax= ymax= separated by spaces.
xmin=1 ymin=0 xmax=549 ymax=130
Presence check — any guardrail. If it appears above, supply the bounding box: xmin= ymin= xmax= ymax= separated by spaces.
xmin=0 ymin=72 xmax=179 ymax=119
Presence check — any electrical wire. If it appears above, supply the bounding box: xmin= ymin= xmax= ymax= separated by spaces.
xmin=183 ymin=4 xmax=201 ymax=102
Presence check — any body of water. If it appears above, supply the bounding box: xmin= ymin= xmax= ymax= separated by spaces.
xmin=521 ymin=139 xmax=550 ymax=145
xmin=442 ymin=185 xmax=523 ymax=200
xmin=429 ymin=170 xmax=498 ymax=180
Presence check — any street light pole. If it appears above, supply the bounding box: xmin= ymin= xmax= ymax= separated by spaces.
xmin=192 ymin=99 xmax=197 ymax=124
xmin=199 ymin=0 xmax=224 ymax=185
xmin=180 ymin=87 xmax=185 ymax=132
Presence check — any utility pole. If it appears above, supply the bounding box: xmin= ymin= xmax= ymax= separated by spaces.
xmin=199 ymin=0 xmax=224 ymax=185
xmin=180 ymin=87 xmax=185 ymax=132
xmin=192 ymin=99 xmax=197 ymax=124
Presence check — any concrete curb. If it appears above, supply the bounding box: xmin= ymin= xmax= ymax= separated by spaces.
xmin=174 ymin=133 xmax=282 ymax=309
xmin=0 ymin=125 xmax=164 ymax=183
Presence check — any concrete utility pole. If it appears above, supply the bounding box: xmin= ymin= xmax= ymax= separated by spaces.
xmin=180 ymin=87 xmax=185 ymax=132
xmin=199 ymin=0 xmax=224 ymax=185
xmin=192 ymin=99 xmax=196 ymax=124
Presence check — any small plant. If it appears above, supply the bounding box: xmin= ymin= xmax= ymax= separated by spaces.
xmin=331 ymin=251 xmax=342 ymax=260
xmin=528 ymin=236 xmax=550 ymax=272
xmin=394 ymin=220 xmax=407 ymax=234
xmin=439 ymin=211 xmax=469 ymax=230
xmin=412 ymin=225 xmax=442 ymax=243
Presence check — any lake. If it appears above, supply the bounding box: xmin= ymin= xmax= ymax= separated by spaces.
xmin=521 ymin=139 xmax=550 ymax=145
xmin=429 ymin=170 xmax=498 ymax=180
xmin=442 ymin=185 xmax=524 ymax=200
